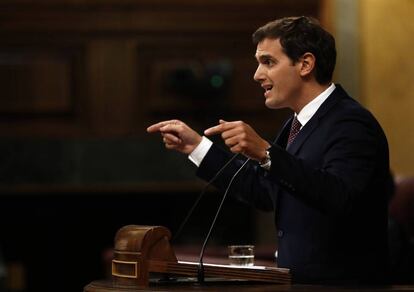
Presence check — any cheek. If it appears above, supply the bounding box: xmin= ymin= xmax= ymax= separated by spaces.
xmin=280 ymin=71 xmax=299 ymax=90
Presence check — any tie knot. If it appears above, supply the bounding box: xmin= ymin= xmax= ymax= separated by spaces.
xmin=287 ymin=117 xmax=301 ymax=148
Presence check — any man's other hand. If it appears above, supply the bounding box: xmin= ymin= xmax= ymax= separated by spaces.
xmin=147 ymin=120 xmax=202 ymax=154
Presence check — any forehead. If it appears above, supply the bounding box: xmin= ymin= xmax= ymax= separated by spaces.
xmin=255 ymin=38 xmax=284 ymax=59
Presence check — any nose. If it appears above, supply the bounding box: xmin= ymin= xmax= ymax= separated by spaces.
xmin=253 ymin=64 xmax=265 ymax=83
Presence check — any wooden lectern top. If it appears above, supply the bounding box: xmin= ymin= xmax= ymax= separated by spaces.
xmin=86 ymin=225 xmax=291 ymax=291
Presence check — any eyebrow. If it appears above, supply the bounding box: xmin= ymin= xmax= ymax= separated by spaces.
xmin=255 ymin=53 xmax=276 ymax=63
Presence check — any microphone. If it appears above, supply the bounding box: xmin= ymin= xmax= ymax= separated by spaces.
xmin=197 ymin=157 xmax=251 ymax=283
xmin=172 ymin=153 xmax=240 ymax=243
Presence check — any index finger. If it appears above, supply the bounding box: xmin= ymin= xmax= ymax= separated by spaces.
xmin=204 ymin=121 xmax=234 ymax=136
xmin=204 ymin=124 xmax=223 ymax=136
xmin=147 ymin=120 xmax=178 ymax=133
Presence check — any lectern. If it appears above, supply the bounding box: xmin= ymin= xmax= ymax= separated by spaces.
xmin=84 ymin=225 xmax=291 ymax=291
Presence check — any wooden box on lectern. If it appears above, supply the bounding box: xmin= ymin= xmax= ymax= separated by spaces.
xmin=111 ymin=225 xmax=177 ymax=287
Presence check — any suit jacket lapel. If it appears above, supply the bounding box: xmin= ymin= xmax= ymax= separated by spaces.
xmin=286 ymin=85 xmax=348 ymax=155
xmin=286 ymin=117 xmax=318 ymax=154
xmin=274 ymin=117 xmax=292 ymax=147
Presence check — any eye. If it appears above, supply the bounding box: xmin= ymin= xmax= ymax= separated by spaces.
xmin=263 ymin=58 xmax=275 ymax=67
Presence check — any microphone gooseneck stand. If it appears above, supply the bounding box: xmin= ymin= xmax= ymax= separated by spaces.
xmin=172 ymin=153 xmax=240 ymax=243
xmin=197 ymin=158 xmax=251 ymax=284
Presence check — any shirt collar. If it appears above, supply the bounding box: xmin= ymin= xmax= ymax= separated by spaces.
xmin=296 ymin=83 xmax=336 ymax=128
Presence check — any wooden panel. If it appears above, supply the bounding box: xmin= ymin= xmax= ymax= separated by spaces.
xmin=0 ymin=49 xmax=75 ymax=114
xmin=0 ymin=0 xmax=319 ymax=33
xmin=0 ymin=43 xmax=87 ymax=137
xmin=0 ymin=0 xmax=320 ymax=138
xmin=137 ymin=39 xmax=262 ymax=115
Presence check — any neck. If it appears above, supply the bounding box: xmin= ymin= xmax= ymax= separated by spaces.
xmin=293 ymin=82 xmax=331 ymax=113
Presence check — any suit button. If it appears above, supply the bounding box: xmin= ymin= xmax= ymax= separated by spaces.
xmin=277 ymin=230 xmax=284 ymax=237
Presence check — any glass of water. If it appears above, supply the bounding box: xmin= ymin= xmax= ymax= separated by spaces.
xmin=228 ymin=245 xmax=254 ymax=266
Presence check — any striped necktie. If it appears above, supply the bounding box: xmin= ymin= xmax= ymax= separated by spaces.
xmin=287 ymin=116 xmax=301 ymax=148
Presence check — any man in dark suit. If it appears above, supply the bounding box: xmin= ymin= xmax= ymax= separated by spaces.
xmin=147 ymin=16 xmax=393 ymax=284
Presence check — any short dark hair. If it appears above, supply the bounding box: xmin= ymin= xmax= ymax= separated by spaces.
xmin=252 ymin=16 xmax=336 ymax=85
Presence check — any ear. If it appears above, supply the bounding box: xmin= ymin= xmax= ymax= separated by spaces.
xmin=299 ymin=52 xmax=316 ymax=77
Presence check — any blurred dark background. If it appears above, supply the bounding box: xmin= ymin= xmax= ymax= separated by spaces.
xmin=0 ymin=1 xmax=332 ymax=291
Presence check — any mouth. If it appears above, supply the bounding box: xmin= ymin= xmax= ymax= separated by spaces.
xmin=262 ymin=84 xmax=273 ymax=96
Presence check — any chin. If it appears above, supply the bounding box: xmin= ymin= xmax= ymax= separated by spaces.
xmin=265 ymin=99 xmax=283 ymax=109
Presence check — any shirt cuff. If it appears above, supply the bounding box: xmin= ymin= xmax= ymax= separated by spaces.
xmin=188 ymin=136 xmax=213 ymax=167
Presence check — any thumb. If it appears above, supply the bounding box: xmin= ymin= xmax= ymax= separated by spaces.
xmin=219 ymin=119 xmax=227 ymax=124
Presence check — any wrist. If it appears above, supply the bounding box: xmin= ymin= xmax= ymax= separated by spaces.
xmin=188 ymin=136 xmax=213 ymax=167
xmin=258 ymin=142 xmax=271 ymax=162
xmin=259 ymin=148 xmax=271 ymax=171
xmin=190 ymin=135 xmax=203 ymax=153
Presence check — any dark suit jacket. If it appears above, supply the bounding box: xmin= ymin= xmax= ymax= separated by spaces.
xmin=197 ymin=84 xmax=393 ymax=284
